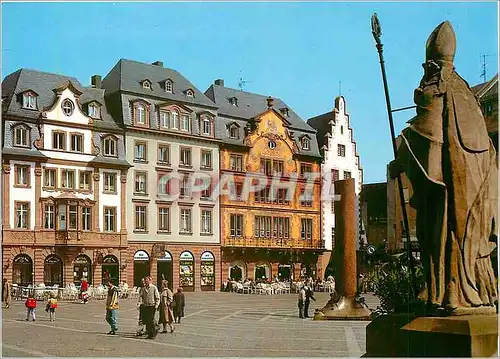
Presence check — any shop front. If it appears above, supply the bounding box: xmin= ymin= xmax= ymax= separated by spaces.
xmin=157 ymin=251 xmax=173 ymax=289
xmin=73 ymin=254 xmax=92 ymax=285
xmin=278 ymin=264 xmax=293 ymax=281
xmin=102 ymin=255 xmax=119 ymax=285
xmin=44 ymin=255 xmax=63 ymax=286
xmin=12 ymin=254 xmax=33 ymax=286
xmin=133 ymin=250 xmax=150 ymax=287
xmin=179 ymin=251 xmax=194 ymax=292
xmin=200 ymin=251 xmax=215 ymax=291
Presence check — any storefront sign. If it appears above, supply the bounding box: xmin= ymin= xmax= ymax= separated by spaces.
xmin=201 ymin=252 xmax=214 ymax=261
xmin=134 ymin=250 xmax=149 ymax=261
xmin=158 ymin=251 xmax=172 ymax=261
xmin=179 ymin=251 xmax=193 ymax=261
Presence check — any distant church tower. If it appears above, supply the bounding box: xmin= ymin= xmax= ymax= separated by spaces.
xmin=307 ymin=96 xmax=365 ymax=274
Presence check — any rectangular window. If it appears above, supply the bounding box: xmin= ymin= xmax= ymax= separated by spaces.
xmin=61 ymin=169 xmax=75 ymax=189
xmin=103 ymin=172 xmax=117 ymax=192
xmin=254 ymin=216 xmax=272 ymax=238
xmin=201 ymin=210 xmax=212 ymax=234
xmin=134 ymin=104 xmax=146 ymax=125
xmin=201 ymin=179 xmax=212 ymax=199
xmin=70 ymin=134 xmax=83 ymax=152
xmin=180 ymin=208 xmax=192 ymax=233
xmin=230 ymin=214 xmax=243 ymax=237
xmin=88 ymin=104 xmax=100 ymax=118
xmin=260 ymin=158 xmax=272 ymax=175
xmin=134 ymin=142 xmax=147 ymax=162
xmin=44 ymin=205 xmax=55 ymax=229
xmin=135 ymin=205 xmax=147 ymax=231
xmin=229 ymin=154 xmax=243 ymax=171
xmin=300 ymin=187 xmax=313 ymax=207
xmin=44 ymin=168 xmax=56 ymax=188
xmin=14 ymin=127 xmax=29 ymax=147
xmin=15 ymin=165 xmax=30 ymax=187
xmin=301 ymin=219 xmax=313 ymax=240
xmin=160 ymin=111 xmax=170 ymax=128
xmin=158 ymin=145 xmax=170 ymax=164
xmin=202 ymin=119 xmax=211 ymax=135
xmin=272 ymin=217 xmax=290 ymax=238
xmin=344 ymin=171 xmax=352 ymax=179
xmin=332 ymin=169 xmax=340 ymax=182
xmin=158 ymin=173 xmax=170 ymax=195
xmin=23 ymin=93 xmax=36 ymax=109
xmin=52 ymin=132 xmax=66 ymax=150
xmin=230 ymin=182 xmax=243 ymax=201
xmin=201 ymin=150 xmax=212 ymax=169
xmin=104 ymin=207 xmax=116 ymax=232
xmin=135 ymin=172 xmax=147 ymax=194
xmin=180 ymin=147 xmax=192 ymax=166
xmin=158 ymin=207 xmax=170 ymax=232
xmin=300 ymin=163 xmax=313 ymax=177
xmin=103 ymin=137 xmax=117 ymax=157
xmin=180 ymin=176 xmax=189 ymax=198
xmin=275 ymin=188 xmax=289 ymax=205
xmin=181 ymin=115 xmax=190 ymax=131
xmin=338 ymin=144 xmax=346 ymax=157
xmin=79 ymin=171 xmax=92 ymax=191
xmin=82 ymin=207 xmax=91 ymax=231
xmin=229 ymin=126 xmax=239 ymax=139
xmin=273 ymin=160 xmax=284 ymax=175
xmin=15 ymin=202 xmax=30 ymax=229
xmin=68 ymin=205 xmax=78 ymax=230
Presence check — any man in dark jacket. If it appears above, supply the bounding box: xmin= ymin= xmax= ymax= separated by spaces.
xmin=303 ymin=280 xmax=316 ymax=318
xmin=172 ymin=288 xmax=185 ymax=323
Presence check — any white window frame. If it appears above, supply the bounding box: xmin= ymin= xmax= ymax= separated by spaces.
xmin=61 ymin=169 xmax=75 ymax=189
xmin=103 ymin=137 xmax=117 ymax=157
xmin=160 ymin=111 xmax=170 ymax=128
xmin=180 ymin=148 xmax=191 ymax=166
xmin=14 ymin=126 xmax=29 ymax=147
xmin=201 ymin=210 xmax=212 ymax=234
xmin=158 ymin=145 xmax=170 ymax=164
xmin=181 ymin=115 xmax=190 ymax=132
xmin=23 ymin=92 xmax=37 ymax=109
xmin=202 ymin=118 xmax=211 ymax=135
xmin=165 ymin=80 xmax=173 ymax=93
xmin=158 ymin=207 xmax=170 ymax=231
xmin=16 ymin=202 xmax=29 ymax=229
xmin=201 ymin=150 xmax=212 ymax=169
xmin=82 ymin=207 xmax=92 ymax=231
xmin=70 ymin=133 xmax=84 ymax=153
xmin=44 ymin=204 xmax=55 ymax=229
xmin=104 ymin=172 xmax=117 ymax=192
xmin=135 ymin=142 xmax=147 ymax=162
xmin=230 ymin=214 xmax=243 ymax=237
xmin=135 ymin=205 xmax=147 ymax=231
xmin=135 ymin=172 xmax=147 ymax=194
xmin=44 ymin=168 xmax=56 ymax=188
xmin=104 ymin=207 xmax=116 ymax=232
xmin=171 ymin=111 xmax=179 ymax=129
xmin=180 ymin=208 xmax=192 ymax=234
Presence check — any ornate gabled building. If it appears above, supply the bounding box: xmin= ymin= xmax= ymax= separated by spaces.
xmin=101 ymin=59 xmax=220 ymax=291
xmin=307 ymin=96 xmax=364 ymax=274
xmin=2 ymin=69 xmax=131 ymax=287
xmin=204 ymin=79 xmax=324 ymax=282
xmin=472 ymin=74 xmax=498 ymax=151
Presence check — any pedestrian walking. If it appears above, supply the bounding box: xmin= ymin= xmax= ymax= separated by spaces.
xmin=3 ymin=278 xmax=11 ymax=309
xmin=172 ymin=287 xmax=185 ymax=323
xmin=136 ymin=277 xmax=146 ymax=336
xmin=25 ymin=294 xmax=37 ymax=321
xmin=45 ymin=293 xmax=58 ymax=321
xmin=158 ymin=280 xmax=175 ymax=333
xmin=105 ymin=279 xmax=119 ymax=335
xmin=297 ymin=285 xmax=306 ymax=318
xmin=80 ymin=277 xmax=89 ymax=304
xmin=139 ymin=276 xmax=160 ymax=339
xmin=303 ymin=280 xmax=316 ymax=318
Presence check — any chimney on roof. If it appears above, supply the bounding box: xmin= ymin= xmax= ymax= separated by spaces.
xmin=214 ymin=79 xmax=224 ymax=87
xmin=152 ymin=61 xmax=163 ymax=67
xmin=91 ymin=75 xmax=102 ymax=88
xmin=266 ymin=96 xmax=274 ymax=109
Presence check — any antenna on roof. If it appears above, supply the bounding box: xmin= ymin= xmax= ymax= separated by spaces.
xmin=480 ymin=54 xmax=494 ymax=82
xmin=238 ymin=71 xmax=252 ymax=91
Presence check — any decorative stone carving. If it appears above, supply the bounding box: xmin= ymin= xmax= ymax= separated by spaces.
xmin=3 ymin=164 xmax=11 ymax=174
xmin=33 ymin=133 xmax=44 ymax=149
xmin=91 ymin=139 xmax=100 ymax=155
xmin=93 ymin=172 xmax=100 ymax=182
xmin=34 ymin=166 xmax=42 ymax=177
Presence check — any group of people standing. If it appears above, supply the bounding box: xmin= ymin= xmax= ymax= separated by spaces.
xmin=104 ymin=276 xmax=186 ymax=339
xmin=297 ymin=279 xmax=316 ymax=318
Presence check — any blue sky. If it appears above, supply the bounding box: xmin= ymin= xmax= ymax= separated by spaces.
xmin=2 ymin=2 xmax=498 ymax=183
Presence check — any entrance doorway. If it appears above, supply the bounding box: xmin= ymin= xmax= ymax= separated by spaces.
xmin=230 ymin=266 xmax=242 ymax=281
xmin=133 ymin=250 xmax=150 ymax=287
xmin=278 ymin=264 xmax=292 ymax=281
xmin=157 ymin=251 xmax=173 ymax=289
xmin=44 ymin=255 xmax=63 ymax=286
xmin=102 ymin=255 xmax=119 ymax=285
xmin=73 ymin=255 xmax=92 ymax=285
xmin=12 ymin=254 xmax=33 ymax=286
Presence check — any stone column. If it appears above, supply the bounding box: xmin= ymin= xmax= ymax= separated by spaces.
xmin=247 ymin=262 xmax=255 ymax=281
xmin=271 ymin=262 xmax=279 ymax=279
xmin=3 ymin=164 xmax=11 ymax=229
xmin=34 ymin=248 xmax=44 ymax=284
xmin=314 ymin=178 xmax=370 ymax=320
xmin=34 ymin=165 xmax=42 ymax=231
xmin=120 ymin=170 xmax=127 ymax=234
xmin=93 ymin=169 xmax=100 ymax=232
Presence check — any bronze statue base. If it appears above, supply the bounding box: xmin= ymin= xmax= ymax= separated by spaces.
xmin=313 ymin=293 xmax=372 ymax=320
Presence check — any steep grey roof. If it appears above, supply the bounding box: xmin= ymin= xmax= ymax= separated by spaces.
xmin=205 ymin=84 xmax=321 ymax=158
xmin=101 ymin=59 xmax=216 ymax=108
xmin=307 ymin=111 xmax=332 ymax=151
xmin=2 ymin=147 xmax=47 ymax=159
xmin=205 ymin=84 xmax=315 ymax=132
xmin=2 ymin=68 xmax=122 ymax=132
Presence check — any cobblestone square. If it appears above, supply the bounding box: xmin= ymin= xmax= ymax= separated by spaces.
xmin=3 ymin=292 xmax=379 ymax=357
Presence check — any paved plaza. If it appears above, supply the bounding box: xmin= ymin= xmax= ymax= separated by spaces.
xmin=2 ymin=292 xmax=380 ymax=357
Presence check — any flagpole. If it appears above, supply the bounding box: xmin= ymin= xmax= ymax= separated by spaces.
xmin=371 ymin=13 xmax=417 ymax=298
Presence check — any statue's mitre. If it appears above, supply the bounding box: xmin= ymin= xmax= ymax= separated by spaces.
xmin=425 ymin=21 xmax=456 ymax=63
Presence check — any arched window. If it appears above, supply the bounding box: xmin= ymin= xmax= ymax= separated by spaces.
xmin=200 ymin=252 xmax=215 ymax=290
xmin=12 ymin=254 xmax=33 ymax=286
xmin=133 ymin=250 xmax=150 ymax=287
xmin=301 ymin=137 xmax=310 ymax=150
xmin=179 ymin=251 xmax=194 ymax=291
xmin=44 ymin=255 xmax=63 ymax=286
xmin=102 ymin=255 xmax=119 ymax=285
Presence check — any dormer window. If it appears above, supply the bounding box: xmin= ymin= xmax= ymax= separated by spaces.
xmin=229 ymin=97 xmax=238 ymax=106
xmin=301 ymin=137 xmax=310 ymax=151
xmin=61 ymin=99 xmax=74 ymax=116
xmin=202 ymin=117 xmax=212 ymax=135
xmin=141 ymin=80 xmax=152 ymax=90
xmin=165 ymin=80 xmax=173 ymax=93
xmin=228 ymin=123 xmax=239 ymax=139
xmin=88 ymin=103 xmax=101 ymax=119
xmin=13 ymin=125 xmax=30 ymax=148
xmin=132 ymin=101 xmax=149 ymax=126
xmin=280 ymin=107 xmax=289 ymax=117
xmin=103 ymin=136 xmax=117 ymax=157
xmin=22 ymin=91 xmax=37 ymax=109
xmin=186 ymin=89 xmax=194 ymax=97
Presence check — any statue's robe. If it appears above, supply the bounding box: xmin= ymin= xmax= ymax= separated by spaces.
xmin=397 ymin=70 xmax=497 ymax=310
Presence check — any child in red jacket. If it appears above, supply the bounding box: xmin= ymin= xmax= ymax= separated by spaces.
xmin=25 ymin=294 xmax=37 ymax=321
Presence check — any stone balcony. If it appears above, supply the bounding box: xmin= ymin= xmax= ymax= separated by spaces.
xmin=223 ymin=236 xmax=324 ymax=249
